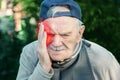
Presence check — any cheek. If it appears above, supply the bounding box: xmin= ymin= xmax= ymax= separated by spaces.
xmin=44 ymin=28 xmax=54 ymax=46
xmin=63 ymin=37 xmax=77 ymax=50
xmin=72 ymin=32 xmax=81 ymax=43
xmin=43 ymin=20 xmax=54 ymax=47
xmin=66 ymin=35 xmax=79 ymax=44
xmin=46 ymin=34 xmax=54 ymax=47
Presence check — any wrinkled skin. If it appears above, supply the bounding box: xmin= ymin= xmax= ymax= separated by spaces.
xmin=37 ymin=16 xmax=85 ymax=72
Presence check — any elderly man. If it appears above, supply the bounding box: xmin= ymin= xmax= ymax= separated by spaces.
xmin=16 ymin=0 xmax=120 ymax=80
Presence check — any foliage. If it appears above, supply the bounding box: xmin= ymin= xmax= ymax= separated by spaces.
xmin=0 ymin=16 xmax=21 ymax=80
xmin=0 ymin=16 xmax=36 ymax=80
xmin=0 ymin=0 xmax=120 ymax=80
xmin=0 ymin=0 xmax=1 ymax=8
xmin=77 ymin=0 xmax=120 ymax=62
xmin=13 ymin=0 xmax=43 ymax=21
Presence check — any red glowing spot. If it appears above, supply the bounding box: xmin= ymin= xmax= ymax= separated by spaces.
xmin=43 ymin=20 xmax=54 ymax=47
xmin=37 ymin=20 xmax=54 ymax=47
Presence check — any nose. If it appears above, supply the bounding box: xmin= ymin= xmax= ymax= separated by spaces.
xmin=51 ymin=35 xmax=62 ymax=47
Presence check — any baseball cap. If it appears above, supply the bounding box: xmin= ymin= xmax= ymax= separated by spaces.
xmin=40 ymin=0 xmax=82 ymax=20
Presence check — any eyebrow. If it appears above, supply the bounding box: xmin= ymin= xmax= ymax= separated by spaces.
xmin=47 ymin=31 xmax=72 ymax=35
xmin=59 ymin=32 xmax=72 ymax=35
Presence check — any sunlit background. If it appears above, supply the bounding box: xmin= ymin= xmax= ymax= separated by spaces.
xmin=0 ymin=0 xmax=120 ymax=80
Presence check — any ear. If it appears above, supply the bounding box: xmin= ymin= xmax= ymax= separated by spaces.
xmin=77 ymin=25 xmax=85 ymax=43
xmin=79 ymin=25 xmax=85 ymax=35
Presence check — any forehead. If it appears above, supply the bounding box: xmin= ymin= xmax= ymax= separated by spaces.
xmin=45 ymin=16 xmax=78 ymax=33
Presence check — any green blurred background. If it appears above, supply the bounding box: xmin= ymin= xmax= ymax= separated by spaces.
xmin=0 ymin=0 xmax=120 ymax=80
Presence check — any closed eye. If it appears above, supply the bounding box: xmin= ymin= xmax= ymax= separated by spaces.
xmin=61 ymin=34 xmax=70 ymax=36
xmin=60 ymin=32 xmax=71 ymax=38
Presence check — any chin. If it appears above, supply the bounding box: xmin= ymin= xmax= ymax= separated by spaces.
xmin=49 ymin=55 xmax=65 ymax=61
xmin=48 ymin=49 xmax=71 ymax=61
xmin=48 ymin=49 xmax=66 ymax=56
xmin=49 ymin=53 xmax=71 ymax=62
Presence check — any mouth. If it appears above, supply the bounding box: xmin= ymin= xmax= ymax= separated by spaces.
xmin=48 ymin=48 xmax=66 ymax=53
xmin=48 ymin=47 xmax=67 ymax=55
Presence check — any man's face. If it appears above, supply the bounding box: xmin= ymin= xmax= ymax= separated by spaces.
xmin=43 ymin=16 xmax=84 ymax=61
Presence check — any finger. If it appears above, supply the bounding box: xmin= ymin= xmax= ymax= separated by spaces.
xmin=38 ymin=23 xmax=44 ymax=42
xmin=39 ymin=23 xmax=44 ymax=37
xmin=41 ymin=31 xmax=47 ymax=48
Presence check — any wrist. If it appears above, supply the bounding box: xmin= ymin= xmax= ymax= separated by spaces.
xmin=40 ymin=62 xmax=52 ymax=73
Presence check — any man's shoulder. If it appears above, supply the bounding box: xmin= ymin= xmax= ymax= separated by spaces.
xmin=23 ymin=40 xmax=38 ymax=50
xmin=21 ymin=40 xmax=38 ymax=57
xmin=84 ymin=39 xmax=112 ymax=56
xmin=83 ymin=40 xmax=115 ymax=67
xmin=82 ymin=40 xmax=120 ymax=80
xmin=20 ymin=40 xmax=38 ymax=61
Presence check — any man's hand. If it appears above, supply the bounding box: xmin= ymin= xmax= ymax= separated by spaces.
xmin=37 ymin=23 xmax=52 ymax=73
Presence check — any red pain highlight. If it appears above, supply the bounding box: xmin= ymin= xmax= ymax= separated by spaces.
xmin=37 ymin=20 xmax=54 ymax=47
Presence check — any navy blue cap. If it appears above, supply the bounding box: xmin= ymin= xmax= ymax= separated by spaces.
xmin=40 ymin=0 xmax=82 ymax=20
